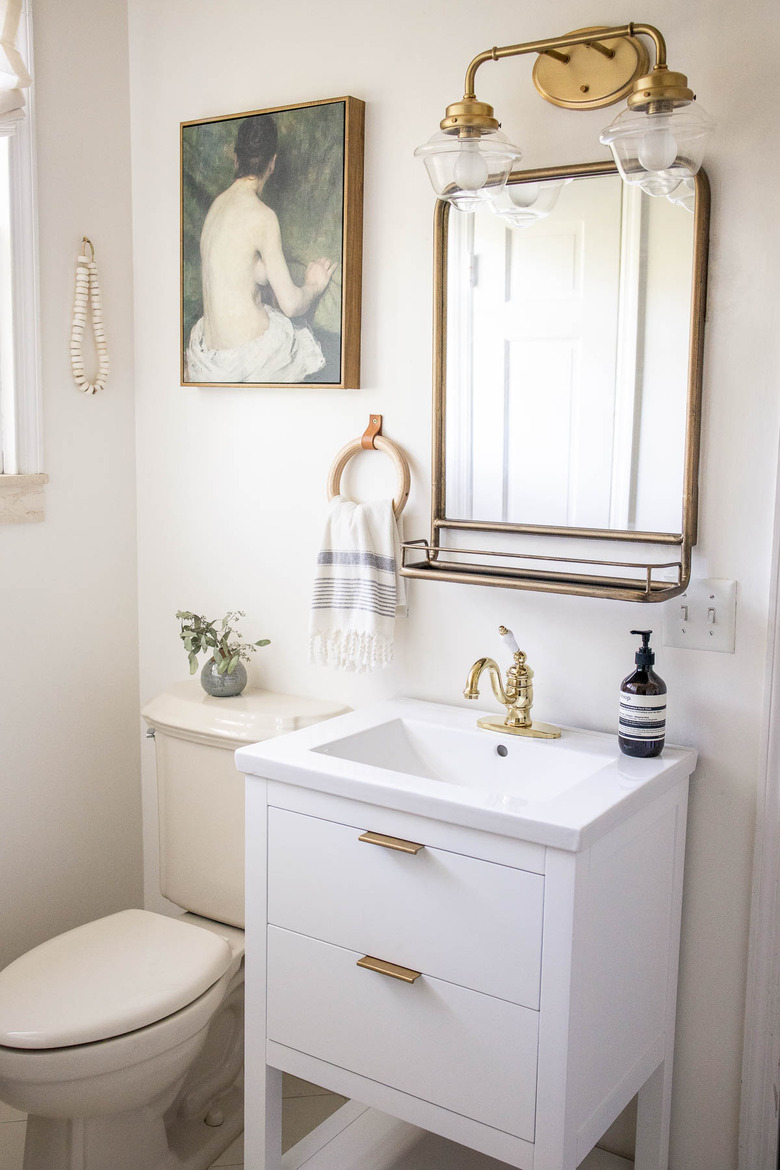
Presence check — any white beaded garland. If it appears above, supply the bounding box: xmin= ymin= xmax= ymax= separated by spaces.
xmin=71 ymin=239 xmax=109 ymax=395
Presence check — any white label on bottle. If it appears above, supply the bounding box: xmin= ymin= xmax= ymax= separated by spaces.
xmin=619 ymin=692 xmax=666 ymax=740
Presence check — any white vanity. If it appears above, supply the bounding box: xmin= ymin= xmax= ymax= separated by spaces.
xmin=237 ymin=699 xmax=695 ymax=1170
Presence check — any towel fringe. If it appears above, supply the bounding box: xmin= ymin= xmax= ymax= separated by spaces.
xmin=309 ymin=628 xmax=394 ymax=674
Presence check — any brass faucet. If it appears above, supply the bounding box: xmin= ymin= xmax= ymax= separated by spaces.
xmin=464 ymin=626 xmax=560 ymax=739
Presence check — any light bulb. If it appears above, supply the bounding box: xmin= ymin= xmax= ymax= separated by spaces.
xmin=506 ymin=182 xmax=540 ymax=208
xmin=637 ymin=117 xmax=677 ymax=172
xmin=453 ymin=140 xmax=489 ymax=192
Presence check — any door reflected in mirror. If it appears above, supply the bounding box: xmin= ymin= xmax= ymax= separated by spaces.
xmin=445 ymin=171 xmax=695 ymax=534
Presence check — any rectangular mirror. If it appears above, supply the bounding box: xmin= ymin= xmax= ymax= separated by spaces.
xmin=402 ymin=162 xmax=710 ymax=601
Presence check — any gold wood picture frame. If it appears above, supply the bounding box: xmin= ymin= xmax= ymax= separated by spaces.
xmin=181 ymin=96 xmax=364 ymax=389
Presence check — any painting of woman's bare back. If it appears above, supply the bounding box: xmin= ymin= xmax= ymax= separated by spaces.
xmin=181 ymin=97 xmax=364 ymax=388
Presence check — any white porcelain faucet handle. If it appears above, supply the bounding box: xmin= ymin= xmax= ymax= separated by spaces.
xmin=498 ymin=625 xmax=520 ymax=656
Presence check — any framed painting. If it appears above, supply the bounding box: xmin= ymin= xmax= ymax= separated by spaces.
xmin=181 ymin=96 xmax=364 ymax=389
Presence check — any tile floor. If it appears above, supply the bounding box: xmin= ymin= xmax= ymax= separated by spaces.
xmin=0 ymin=1075 xmax=348 ymax=1170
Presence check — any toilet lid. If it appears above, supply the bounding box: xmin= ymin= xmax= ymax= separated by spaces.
xmin=0 ymin=910 xmax=234 ymax=1049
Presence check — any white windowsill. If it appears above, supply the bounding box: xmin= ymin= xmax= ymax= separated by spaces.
xmin=0 ymin=472 xmax=48 ymax=523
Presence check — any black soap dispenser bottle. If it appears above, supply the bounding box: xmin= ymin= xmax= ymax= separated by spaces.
xmin=618 ymin=630 xmax=667 ymax=758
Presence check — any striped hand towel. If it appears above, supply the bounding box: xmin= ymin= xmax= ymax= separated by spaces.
xmin=309 ymin=495 xmax=404 ymax=672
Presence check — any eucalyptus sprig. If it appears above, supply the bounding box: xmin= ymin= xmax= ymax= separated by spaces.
xmin=176 ymin=610 xmax=270 ymax=676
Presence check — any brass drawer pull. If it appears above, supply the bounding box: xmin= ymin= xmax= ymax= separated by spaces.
xmin=357 ymin=955 xmax=422 ymax=983
xmin=358 ymin=830 xmax=425 ymax=855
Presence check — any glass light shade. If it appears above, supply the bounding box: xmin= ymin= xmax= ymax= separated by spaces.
xmin=666 ymin=177 xmax=696 ymax=213
xmin=489 ymin=177 xmax=571 ymax=227
xmin=415 ymin=128 xmax=522 ymax=212
xmin=600 ymin=103 xmax=714 ymax=196
xmin=637 ymin=173 xmax=682 ymax=198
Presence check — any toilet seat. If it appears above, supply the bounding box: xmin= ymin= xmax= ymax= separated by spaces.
xmin=0 ymin=909 xmax=233 ymax=1049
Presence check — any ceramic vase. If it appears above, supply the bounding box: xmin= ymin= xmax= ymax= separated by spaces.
xmin=200 ymin=658 xmax=247 ymax=698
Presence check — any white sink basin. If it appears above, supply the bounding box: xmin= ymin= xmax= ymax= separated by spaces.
xmin=236 ymin=698 xmax=696 ymax=850
xmin=313 ymin=716 xmax=616 ymax=802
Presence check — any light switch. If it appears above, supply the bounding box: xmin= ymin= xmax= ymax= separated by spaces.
xmin=662 ymin=578 xmax=737 ymax=653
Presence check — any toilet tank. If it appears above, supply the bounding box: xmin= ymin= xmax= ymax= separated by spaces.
xmin=141 ymin=681 xmax=348 ymax=928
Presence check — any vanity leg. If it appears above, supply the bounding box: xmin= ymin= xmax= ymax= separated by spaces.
xmin=634 ymin=1060 xmax=672 ymax=1170
xmin=244 ymin=1064 xmax=282 ymax=1170
xmin=245 ymin=777 xmax=283 ymax=1169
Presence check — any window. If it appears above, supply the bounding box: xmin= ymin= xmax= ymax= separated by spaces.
xmin=0 ymin=0 xmax=42 ymax=507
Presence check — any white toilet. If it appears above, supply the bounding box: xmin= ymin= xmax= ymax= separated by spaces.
xmin=0 ymin=682 xmax=346 ymax=1170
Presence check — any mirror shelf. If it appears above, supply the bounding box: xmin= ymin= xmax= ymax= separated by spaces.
xmin=401 ymin=161 xmax=710 ymax=603
xmin=401 ymin=538 xmax=687 ymax=602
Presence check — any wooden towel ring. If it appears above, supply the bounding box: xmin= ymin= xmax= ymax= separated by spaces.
xmin=327 ymin=423 xmax=411 ymax=519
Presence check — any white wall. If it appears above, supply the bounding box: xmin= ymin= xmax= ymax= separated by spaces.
xmin=0 ymin=0 xmax=142 ymax=969
xmin=128 ymin=2 xmax=780 ymax=1167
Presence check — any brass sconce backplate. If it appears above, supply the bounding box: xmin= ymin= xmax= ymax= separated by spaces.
xmin=533 ymin=27 xmax=650 ymax=110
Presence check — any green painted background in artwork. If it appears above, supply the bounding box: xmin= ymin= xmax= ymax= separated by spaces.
xmin=181 ymin=102 xmax=345 ymax=348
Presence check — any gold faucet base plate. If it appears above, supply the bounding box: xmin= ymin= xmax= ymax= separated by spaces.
xmin=477 ymin=716 xmax=561 ymax=740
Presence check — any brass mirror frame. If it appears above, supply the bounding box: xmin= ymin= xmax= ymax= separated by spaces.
xmin=401 ymin=161 xmax=710 ymax=602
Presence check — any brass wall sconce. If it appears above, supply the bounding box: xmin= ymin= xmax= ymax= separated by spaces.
xmin=416 ymin=23 xmax=713 ymax=218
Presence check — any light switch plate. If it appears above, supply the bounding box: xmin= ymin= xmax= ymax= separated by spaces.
xmin=662 ymin=578 xmax=737 ymax=653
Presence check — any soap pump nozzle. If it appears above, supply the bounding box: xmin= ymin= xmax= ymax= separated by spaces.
xmin=630 ymin=629 xmax=655 ymax=669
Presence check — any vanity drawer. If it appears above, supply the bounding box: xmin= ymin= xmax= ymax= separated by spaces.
xmin=267 ymin=806 xmax=544 ymax=1007
xmin=267 ymin=925 xmax=538 ymax=1140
